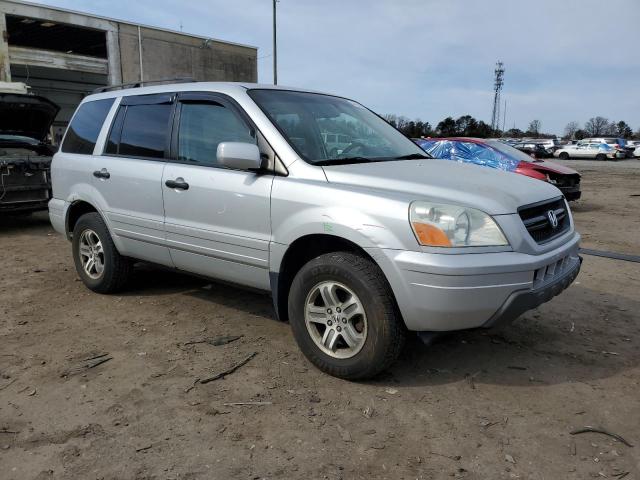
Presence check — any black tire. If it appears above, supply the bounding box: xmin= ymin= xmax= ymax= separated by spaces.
xmin=558 ymin=152 xmax=569 ymax=160
xmin=288 ymin=252 xmax=406 ymax=380
xmin=595 ymin=153 xmax=607 ymax=161
xmin=72 ymin=212 xmax=132 ymax=293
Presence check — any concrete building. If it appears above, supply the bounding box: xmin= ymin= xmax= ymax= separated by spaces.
xmin=0 ymin=0 xmax=257 ymax=137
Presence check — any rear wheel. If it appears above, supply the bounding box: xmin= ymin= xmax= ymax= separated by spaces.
xmin=72 ymin=212 xmax=132 ymax=293
xmin=558 ymin=152 xmax=569 ymax=160
xmin=595 ymin=153 xmax=607 ymax=161
xmin=288 ymin=252 xmax=405 ymax=379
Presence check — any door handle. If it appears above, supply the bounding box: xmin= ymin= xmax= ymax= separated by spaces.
xmin=93 ymin=168 xmax=110 ymax=179
xmin=165 ymin=178 xmax=189 ymax=190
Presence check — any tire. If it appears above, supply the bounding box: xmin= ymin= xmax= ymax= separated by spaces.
xmin=595 ymin=153 xmax=607 ymax=161
xmin=72 ymin=212 xmax=132 ymax=293
xmin=558 ymin=152 xmax=569 ymax=160
xmin=288 ymin=252 xmax=405 ymax=380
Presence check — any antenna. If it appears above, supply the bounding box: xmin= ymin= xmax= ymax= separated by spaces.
xmin=490 ymin=61 xmax=504 ymax=131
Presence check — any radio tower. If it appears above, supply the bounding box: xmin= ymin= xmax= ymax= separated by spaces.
xmin=490 ymin=61 xmax=505 ymax=132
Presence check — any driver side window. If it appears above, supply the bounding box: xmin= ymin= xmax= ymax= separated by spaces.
xmin=177 ymin=101 xmax=256 ymax=168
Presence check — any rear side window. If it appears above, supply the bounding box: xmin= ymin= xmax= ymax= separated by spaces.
xmin=105 ymin=94 xmax=173 ymax=159
xmin=61 ymin=98 xmax=115 ymax=154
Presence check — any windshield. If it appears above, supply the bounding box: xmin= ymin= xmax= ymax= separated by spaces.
xmin=485 ymin=139 xmax=539 ymax=163
xmin=248 ymin=89 xmax=428 ymax=165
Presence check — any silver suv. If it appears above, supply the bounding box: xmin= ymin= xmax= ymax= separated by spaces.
xmin=49 ymin=82 xmax=581 ymax=379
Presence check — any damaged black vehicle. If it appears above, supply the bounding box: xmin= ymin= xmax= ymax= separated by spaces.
xmin=0 ymin=89 xmax=59 ymax=214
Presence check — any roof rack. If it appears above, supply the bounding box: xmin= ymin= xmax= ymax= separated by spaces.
xmin=93 ymin=77 xmax=196 ymax=94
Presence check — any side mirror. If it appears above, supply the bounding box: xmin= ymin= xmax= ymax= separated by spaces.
xmin=217 ymin=142 xmax=262 ymax=171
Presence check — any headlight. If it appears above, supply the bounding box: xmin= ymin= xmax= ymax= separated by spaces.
xmin=409 ymin=201 xmax=509 ymax=247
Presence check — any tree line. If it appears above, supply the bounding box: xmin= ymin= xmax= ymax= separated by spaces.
xmin=383 ymin=113 xmax=639 ymax=140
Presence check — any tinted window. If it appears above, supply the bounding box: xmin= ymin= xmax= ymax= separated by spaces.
xmin=177 ymin=101 xmax=255 ymax=167
xmin=249 ymin=89 xmax=425 ymax=164
xmin=116 ymin=104 xmax=172 ymax=159
xmin=61 ymin=98 xmax=114 ymax=154
xmin=105 ymin=106 xmax=125 ymax=155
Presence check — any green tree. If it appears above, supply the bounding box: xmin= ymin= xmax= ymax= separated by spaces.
xmin=436 ymin=117 xmax=458 ymax=136
xmin=505 ymin=128 xmax=525 ymax=138
xmin=614 ymin=120 xmax=633 ymax=139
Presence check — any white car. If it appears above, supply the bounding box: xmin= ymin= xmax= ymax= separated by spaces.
xmin=524 ymin=138 xmax=560 ymax=155
xmin=554 ymin=141 xmax=617 ymax=160
xmin=626 ymin=140 xmax=640 ymax=157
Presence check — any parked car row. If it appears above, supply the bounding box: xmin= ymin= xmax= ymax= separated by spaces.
xmin=554 ymin=137 xmax=634 ymax=160
xmin=414 ymin=137 xmax=581 ymax=201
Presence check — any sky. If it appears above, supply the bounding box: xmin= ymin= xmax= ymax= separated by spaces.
xmin=33 ymin=0 xmax=640 ymax=135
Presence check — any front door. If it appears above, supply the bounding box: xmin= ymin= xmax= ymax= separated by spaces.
xmin=161 ymin=93 xmax=273 ymax=290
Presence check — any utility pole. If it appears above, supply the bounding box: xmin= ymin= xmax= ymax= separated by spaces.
xmin=490 ymin=61 xmax=504 ymax=131
xmin=502 ymin=99 xmax=507 ymax=132
xmin=273 ymin=0 xmax=278 ymax=85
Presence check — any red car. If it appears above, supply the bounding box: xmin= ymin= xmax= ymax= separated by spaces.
xmin=415 ymin=137 xmax=581 ymax=201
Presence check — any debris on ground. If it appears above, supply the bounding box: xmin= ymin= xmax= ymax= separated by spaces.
xmin=183 ymin=335 xmax=243 ymax=347
xmin=336 ymin=424 xmax=352 ymax=442
xmin=505 ymin=454 xmax=516 ymax=464
xmin=570 ymin=426 xmax=634 ymax=448
xmin=61 ymin=353 xmax=112 ymax=377
xmin=199 ymin=352 xmax=257 ymax=384
xmin=363 ymin=404 xmax=375 ymax=419
xmin=222 ymin=402 xmax=272 ymax=407
xmin=430 ymin=451 xmax=461 ymax=461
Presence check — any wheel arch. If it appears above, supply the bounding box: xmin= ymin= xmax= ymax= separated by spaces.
xmin=272 ymin=233 xmax=395 ymax=323
xmin=65 ymin=200 xmax=100 ymax=240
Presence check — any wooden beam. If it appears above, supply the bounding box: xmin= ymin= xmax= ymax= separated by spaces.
xmin=8 ymin=46 xmax=108 ymax=75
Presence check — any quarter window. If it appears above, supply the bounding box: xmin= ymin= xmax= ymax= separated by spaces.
xmin=177 ymin=101 xmax=255 ymax=167
xmin=61 ymin=98 xmax=115 ymax=154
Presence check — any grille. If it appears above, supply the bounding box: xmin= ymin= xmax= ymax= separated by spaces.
xmin=533 ymin=255 xmax=572 ymax=288
xmin=519 ymin=197 xmax=570 ymax=244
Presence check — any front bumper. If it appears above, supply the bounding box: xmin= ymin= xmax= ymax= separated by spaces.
xmin=559 ymin=186 xmax=581 ymax=201
xmin=369 ymin=232 xmax=581 ymax=332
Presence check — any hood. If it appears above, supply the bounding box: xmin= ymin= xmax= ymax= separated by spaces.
xmin=322 ymin=159 xmax=562 ymax=215
xmin=0 ymin=93 xmax=59 ymax=142
xmin=521 ymin=159 xmax=579 ymax=175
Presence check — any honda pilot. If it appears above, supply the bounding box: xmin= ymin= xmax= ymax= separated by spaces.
xmin=49 ymin=82 xmax=581 ymax=379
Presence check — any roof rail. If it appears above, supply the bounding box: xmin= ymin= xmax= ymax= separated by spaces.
xmin=93 ymin=77 xmax=196 ymax=94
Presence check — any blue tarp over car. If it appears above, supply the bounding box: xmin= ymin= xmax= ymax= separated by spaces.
xmin=415 ymin=139 xmax=520 ymax=172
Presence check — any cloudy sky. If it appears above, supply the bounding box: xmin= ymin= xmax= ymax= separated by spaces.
xmin=35 ymin=0 xmax=640 ymax=134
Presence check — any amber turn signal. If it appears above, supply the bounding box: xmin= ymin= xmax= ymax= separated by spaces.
xmin=411 ymin=222 xmax=452 ymax=247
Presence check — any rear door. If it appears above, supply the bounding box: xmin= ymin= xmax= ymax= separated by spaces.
xmin=161 ymin=92 xmax=273 ymax=290
xmin=94 ymin=93 xmax=174 ymax=266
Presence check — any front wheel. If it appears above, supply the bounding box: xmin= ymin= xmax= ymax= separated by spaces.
xmin=558 ymin=152 xmax=569 ymax=160
xmin=72 ymin=212 xmax=132 ymax=293
xmin=288 ymin=252 xmax=405 ymax=379
xmin=595 ymin=153 xmax=607 ymax=161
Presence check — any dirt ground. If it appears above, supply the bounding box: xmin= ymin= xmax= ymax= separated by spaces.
xmin=1 ymin=159 xmax=639 ymax=480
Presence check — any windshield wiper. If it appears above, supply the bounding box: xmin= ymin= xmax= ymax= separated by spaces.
xmin=314 ymin=156 xmax=374 ymax=166
xmin=394 ymin=153 xmax=431 ymax=160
